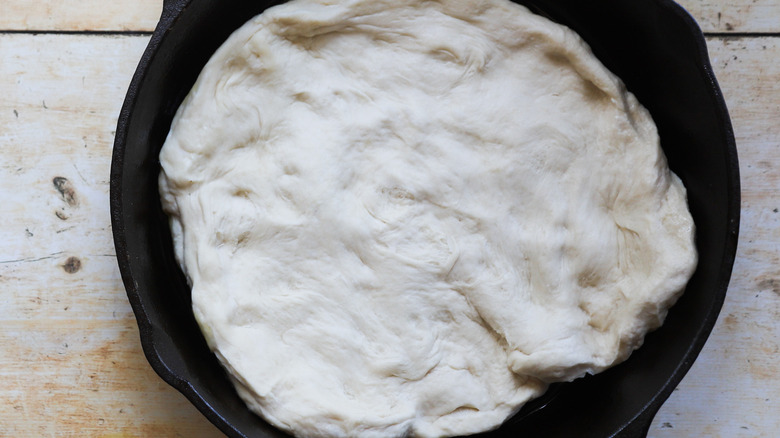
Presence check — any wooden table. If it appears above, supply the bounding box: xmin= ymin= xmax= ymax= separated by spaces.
xmin=1 ymin=1 xmax=777 ymax=436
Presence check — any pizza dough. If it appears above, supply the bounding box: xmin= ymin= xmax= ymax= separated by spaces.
xmin=158 ymin=0 xmax=698 ymax=436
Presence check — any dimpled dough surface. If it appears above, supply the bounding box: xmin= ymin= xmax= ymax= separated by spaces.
xmin=158 ymin=0 xmax=697 ymax=436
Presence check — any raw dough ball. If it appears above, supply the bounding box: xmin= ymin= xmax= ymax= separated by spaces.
xmin=159 ymin=0 xmax=697 ymax=436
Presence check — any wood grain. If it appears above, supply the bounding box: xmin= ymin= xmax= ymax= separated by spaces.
xmin=0 ymin=0 xmax=162 ymax=32
xmin=0 ymin=34 xmax=222 ymax=437
xmin=677 ymin=0 xmax=780 ymax=33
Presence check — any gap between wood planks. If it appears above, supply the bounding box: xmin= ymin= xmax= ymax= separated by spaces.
xmin=2 ymin=29 xmax=780 ymax=38
xmin=0 ymin=29 xmax=153 ymax=35
xmin=706 ymin=32 xmax=780 ymax=37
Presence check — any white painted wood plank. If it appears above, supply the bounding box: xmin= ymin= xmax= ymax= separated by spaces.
xmin=649 ymin=36 xmax=780 ymax=437
xmin=0 ymin=0 xmax=777 ymax=33
xmin=0 ymin=0 xmax=162 ymax=32
xmin=0 ymin=34 xmax=222 ymax=437
xmin=677 ymin=0 xmax=780 ymax=33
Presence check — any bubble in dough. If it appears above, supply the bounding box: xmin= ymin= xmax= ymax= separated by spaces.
xmin=158 ymin=0 xmax=698 ymax=436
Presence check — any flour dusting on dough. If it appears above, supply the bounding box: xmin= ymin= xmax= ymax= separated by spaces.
xmin=159 ymin=0 xmax=697 ymax=436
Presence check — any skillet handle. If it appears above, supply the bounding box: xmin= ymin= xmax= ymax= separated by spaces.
xmin=162 ymin=0 xmax=190 ymax=11
xmin=160 ymin=0 xmax=191 ymax=23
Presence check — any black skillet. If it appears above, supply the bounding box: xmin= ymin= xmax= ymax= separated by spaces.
xmin=110 ymin=0 xmax=740 ymax=436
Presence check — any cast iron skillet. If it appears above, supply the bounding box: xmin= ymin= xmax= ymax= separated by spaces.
xmin=110 ymin=0 xmax=740 ymax=436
